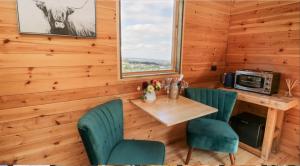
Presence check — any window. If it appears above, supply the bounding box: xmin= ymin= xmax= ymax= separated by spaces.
xmin=119 ymin=0 xmax=184 ymax=78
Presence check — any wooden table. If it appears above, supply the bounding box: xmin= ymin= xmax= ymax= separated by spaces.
xmin=220 ymin=88 xmax=299 ymax=161
xmin=131 ymin=95 xmax=217 ymax=127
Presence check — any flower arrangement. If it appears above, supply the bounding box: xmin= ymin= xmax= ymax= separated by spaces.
xmin=140 ymin=80 xmax=161 ymax=102
xmin=142 ymin=80 xmax=161 ymax=93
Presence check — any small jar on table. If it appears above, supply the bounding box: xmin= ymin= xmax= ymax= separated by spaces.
xmin=169 ymin=82 xmax=179 ymax=99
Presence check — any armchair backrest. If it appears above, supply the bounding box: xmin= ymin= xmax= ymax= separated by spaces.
xmin=77 ymin=99 xmax=124 ymax=165
xmin=185 ymin=88 xmax=237 ymax=122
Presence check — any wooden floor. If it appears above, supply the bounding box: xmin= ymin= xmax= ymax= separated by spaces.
xmin=165 ymin=140 xmax=300 ymax=165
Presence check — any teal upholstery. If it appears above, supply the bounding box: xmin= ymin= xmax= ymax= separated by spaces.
xmin=78 ymin=99 xmax=123 ymax=164
xmin=185 ymin=88 xmax=239 ymax=153
xmin=188 ymin=118 xmax=239 ymax=153
xmin=78 ymin=99 xmax=165 ymax=165
xmin=108 ymin=140 xmax=165 ymax=164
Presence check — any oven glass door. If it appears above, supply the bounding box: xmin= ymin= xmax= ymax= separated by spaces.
xmin=236 ymin=74 xmax=265 ymax=88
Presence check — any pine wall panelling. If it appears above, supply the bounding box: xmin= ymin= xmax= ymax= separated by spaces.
xmin=1 ymin=0 xmax=299 ymax=164
xmin=183 ymin=0 xmax=231 ymax=87
xmin=226 ymin=0 xmax=300 ymax=158
xmin=0 ymin=0 xmax=231 ymax=164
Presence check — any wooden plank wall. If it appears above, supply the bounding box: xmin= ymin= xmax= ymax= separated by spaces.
xmin=226 ymin=0 xmax=300 ymax=158
xmin=183 ymin=0 xmax=231 ymax=87
xmin=0 ymin=0 xmax=231 ymax=165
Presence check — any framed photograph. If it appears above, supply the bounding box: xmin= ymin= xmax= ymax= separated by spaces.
xmin=16 ymin=0 xmax=96 ymax=38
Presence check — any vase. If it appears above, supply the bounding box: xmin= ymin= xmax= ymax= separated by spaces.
xmin=144 ymin=91 xmax=156 ymax=103
xmin=169 ymin=82 xmax=179 ymax=99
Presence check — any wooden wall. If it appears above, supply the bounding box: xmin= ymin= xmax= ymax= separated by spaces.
xmin=183 ymin=0 xmax=231 ymax=87
xmin=0 ymin=0 xmax=231 ymax=165
xmin=226 ymin=0 xmax=300 ymax=158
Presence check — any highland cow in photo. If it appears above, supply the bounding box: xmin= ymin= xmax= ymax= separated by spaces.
xmin=17 ymin=0 xmax=96 ymax=37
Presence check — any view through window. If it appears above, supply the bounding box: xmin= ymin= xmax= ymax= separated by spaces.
xmin=120 ymin=0 xmax=183 ymax=77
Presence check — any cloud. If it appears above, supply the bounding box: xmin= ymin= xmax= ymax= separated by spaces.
xmin=123 ymin=23 xmax=172 ymax=39
xmin=120 ymin=0 xmax=175 ymax=61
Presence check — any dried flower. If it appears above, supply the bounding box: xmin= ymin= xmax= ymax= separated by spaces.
xmin=147 ymin=85 xmax=155 ymax=93
xmin=140 ymin=80 xmax=161 ymax=93
xmin=142 ymin=81 xmax=148 ymax=90
xmin=155 ymin=82 xmax=161 ymax=90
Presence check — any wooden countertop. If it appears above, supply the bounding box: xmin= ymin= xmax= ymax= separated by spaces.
xmin=131 ymin=95 xmax=217 ymax=126
xmin=219 ymin=88 xmax=299 ymax=111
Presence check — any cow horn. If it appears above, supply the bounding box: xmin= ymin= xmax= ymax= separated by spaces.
xmin=73 ymin=0 xmax=89 ymax=10
xmin=32 ymin=0 xmax=46 ymax=4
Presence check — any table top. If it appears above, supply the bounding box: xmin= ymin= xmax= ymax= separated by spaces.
xmin=131 ymin=95 xmax=218 ymax=126
xmin=219 ymin=88 xmax=299 ymax=111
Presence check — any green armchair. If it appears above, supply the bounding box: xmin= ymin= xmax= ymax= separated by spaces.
xmin=77 ymin=99 xmax=165 ymax=165
xmin=184 ymin=88 xmax=238 ymax=165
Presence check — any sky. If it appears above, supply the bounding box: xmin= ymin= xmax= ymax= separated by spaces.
xmin=120 ymin=0 xmax=175 ymax=61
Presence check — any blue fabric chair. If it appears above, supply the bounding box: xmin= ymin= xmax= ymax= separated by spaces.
xmin=184 ymin=88 xmax=238 ymax=164
xmin=77 ymin=99 xmax=165 ymax=165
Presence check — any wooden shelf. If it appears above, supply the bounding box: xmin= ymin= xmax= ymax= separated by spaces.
xmin=219 ymin=88 xmax=299 ymax=111
xmin=219 ymin=87 xmax=299 ymax=160
xmin=239 ymin=142 xmax=261 ymax=157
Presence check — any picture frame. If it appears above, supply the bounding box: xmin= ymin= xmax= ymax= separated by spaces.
xmin=16 ymin=0 xmax=96 ymax=38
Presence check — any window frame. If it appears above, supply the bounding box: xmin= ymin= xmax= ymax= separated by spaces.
xmin=118 ymin=0 xmax=184 ymax=79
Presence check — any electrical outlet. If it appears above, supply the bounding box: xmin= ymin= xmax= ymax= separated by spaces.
xmin=211 ymin=65 xmax=217 ymax=71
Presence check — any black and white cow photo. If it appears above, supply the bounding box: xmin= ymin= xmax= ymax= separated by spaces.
xmin=17 ymin=0 xmax=96 ymax=37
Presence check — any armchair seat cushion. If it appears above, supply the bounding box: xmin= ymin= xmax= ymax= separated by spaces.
xmin=187 ymin=118 xmax=239 ymax=153
xmin=107 ymin=139 xmax=165 ymax=165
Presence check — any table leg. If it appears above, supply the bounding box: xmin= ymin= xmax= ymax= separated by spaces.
xmin=261 ymin=108 xmax=278 ymax=161
xmin=273 ymin=110 xmax=285 ymax=153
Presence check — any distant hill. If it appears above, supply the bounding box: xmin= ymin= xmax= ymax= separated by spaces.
xmin=122 ymin=58 xmax=171 ymax=72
